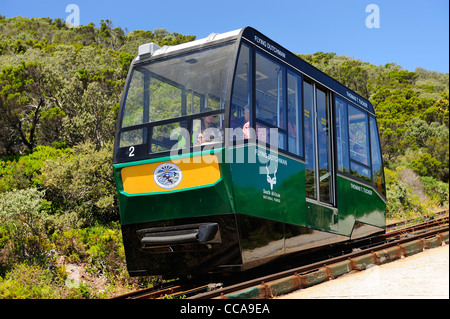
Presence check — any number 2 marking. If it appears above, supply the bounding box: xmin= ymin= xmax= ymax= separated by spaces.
xmin=129 ymin=146 xmax=135 ymax=157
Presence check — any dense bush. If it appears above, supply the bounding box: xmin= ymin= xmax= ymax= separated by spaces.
xmin=0 ymin=146 xmax=72 ymax=192
xmin=0 ymin=263 xmax=68 ymax=299
xmin=385 ymin=168 xmax=426 ymax=219
xmin=42 ymin=141 xmax=118 ymax=226
xmin=420 ymin=176 xmax=449 ymax=206
xmin=0 ymin=188 xmax=50 ymax=262
xmin=50 ymin=223 xmax=125 ymax=275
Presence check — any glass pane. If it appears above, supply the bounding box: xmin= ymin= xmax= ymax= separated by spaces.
xmin=350 ymin=161 xmax=371 ymax=182
xmin=186 ymin=91 xmax=201 ymax=115
xmin=120 ymin=128 xmax=147 ymax=148
xmin=287 ymin=71 xmax=303 ymax=156
xmin=230 ymin=43 xmax=251 ymax=140
xmin=193 ymin=114 xmax=224 ymax=146
xmin=122 ymin=42 xmax=234 ymax=128
xmin=335 ymin=97 xmax=349 ymax=173
xmin=230 ymin=44 xmax=252 ymax=140
xmin=303 ymin=81 xmax=316 ymax=199
xmin=316 ymin=88 xmax=333 ymax=204
xmin=149 ymin=77 xmax=182 ymax=122
xmin=255 ymin=123 xmax=286 ymax=150
xmin=348 ymin=105 xmax=370 ymax=166
xmin=122 ymin=71 xmax=145 ymax=128
xmin=151 ymin=121 xmax=188 ymax=153
xmin=255 ymin=52 xmax=285 ymax=129
xmin=208 ymin=96 xmax=221 ymax=111
xmin=370 ymin=116 xmax=385 ymax=194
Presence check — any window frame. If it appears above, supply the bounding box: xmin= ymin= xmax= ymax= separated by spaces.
xmin=287 ymin=69 xmax=304 ymax=158
xmin=115 ymin=41 xmax=236 ymax=162
xmin=347 ymin=103 xmax=371 ymax=181
xmin=249 ymin=47 xmax=304 ymax=160
xmin=254 ymin=49 xmax=288 ymax=150
xmin=369 ymin=115 xmax=386 ymax=196
xmin=333 ymin=96 xmax=386 ymax=188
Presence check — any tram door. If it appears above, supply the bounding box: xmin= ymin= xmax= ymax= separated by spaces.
xmin=303 ymin=81 xmax=334 ymax=205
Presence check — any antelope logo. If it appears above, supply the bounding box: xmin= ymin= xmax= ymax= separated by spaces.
xmin=266 ymin=165 xmax=277 ymax=190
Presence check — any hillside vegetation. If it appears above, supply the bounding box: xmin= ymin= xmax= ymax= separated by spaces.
xmin=0 ymin=16 xmax=448 ymax=298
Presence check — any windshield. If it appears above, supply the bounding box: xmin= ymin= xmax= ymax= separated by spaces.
xmin=118 ymin=42 xmax=235 ymax=157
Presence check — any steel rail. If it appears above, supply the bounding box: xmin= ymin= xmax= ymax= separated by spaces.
xmin=385 ymin=216 xmax=448 ymax=239
xmin=387 ymin=210 xmax=448 ymax=230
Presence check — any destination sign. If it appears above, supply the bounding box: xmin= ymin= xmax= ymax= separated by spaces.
xmin=253 ymin=35 xmax=286 ymax=59
xmin=346 ymin=90 xmax=369 ymax=110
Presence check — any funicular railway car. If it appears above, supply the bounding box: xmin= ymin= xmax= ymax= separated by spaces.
xmin=113 ymin=27 xmax=386 ymax=278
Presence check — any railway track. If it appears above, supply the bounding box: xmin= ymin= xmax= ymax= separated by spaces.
xmin=112 ymin=212 xmax=449 ymax=300
xmin=386 ymin=210 xmax=448 ymax=231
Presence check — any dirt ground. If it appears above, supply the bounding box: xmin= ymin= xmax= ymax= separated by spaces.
xmin=278 ymin=244 xmax=449 ymax=299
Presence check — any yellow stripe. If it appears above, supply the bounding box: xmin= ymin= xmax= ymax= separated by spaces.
xmin=121 ymin=155 xmax=221 ymax=194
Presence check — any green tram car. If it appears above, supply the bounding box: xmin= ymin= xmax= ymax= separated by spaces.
xmin=113 ymin=27 xmax=386 ymax=278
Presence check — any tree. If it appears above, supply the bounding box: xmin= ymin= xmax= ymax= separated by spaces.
xmin=337 ymin=59 xmax=370 ymax=99
xmin=0 ymin=61 xmax=61 ymax=154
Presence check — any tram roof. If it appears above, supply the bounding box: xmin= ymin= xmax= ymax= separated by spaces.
xmin=135 ymin=26 xmax=374 ymax=114
xmin=136 ymin=28 xmax=243 ymax=61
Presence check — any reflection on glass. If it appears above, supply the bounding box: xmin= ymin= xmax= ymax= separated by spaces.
xmin=120 ymin=128 xmax=147 ymax=148
xmin=287 ymin=71 xmax=303 ymax=156
xmin=316 ymin=88 xmax=333 ymax=204
xmin=370 ymin=116 xmax=385 ymax=194
xmin=303 ymin=81 xmax=316 ymax=200
xmin=335 ymin=97 xmax=349 ymax=173
xmin=255 ymin=52 xmax=285 ymax=130
xmin=348 ymin=105 xmax=370 ymax=166
xmin=120 ymin=42 xmax=234 ymax=155
xmin=231 ymin=43 xmax=252 ymax=141
xmin=151 ymin=121 xmax=188 ymax=153
xmin=193 ymin=113 xmax=224 ymax=146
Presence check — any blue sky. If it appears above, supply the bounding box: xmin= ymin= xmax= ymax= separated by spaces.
xmin=2 ymin=0 xmax=449 ymax=73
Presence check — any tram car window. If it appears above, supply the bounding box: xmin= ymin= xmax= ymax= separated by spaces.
xmin=287 ymin=71 xmax=303 ymax=157
xmin=230 ymin=43 xmax=252 ymax=141
xmin=348 ymin=104 xmax=371 ymax=181
xmin=335 ymin=97 xmax=350 ymax=173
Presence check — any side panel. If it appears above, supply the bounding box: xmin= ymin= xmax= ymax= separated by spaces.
xmin=236 ymin=214 xmax=285 ymax=270
xmin=228 ymin=144 xmax=306 ymax=226
xmin=336 ymin=174 xmax=386 ymax=236
xmin=305 ymin=201 xmax=339 ymax=232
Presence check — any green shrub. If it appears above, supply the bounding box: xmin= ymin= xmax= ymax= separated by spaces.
xmin=0 ymin=263 xmax=95 ymax=299
xmin=0 ymin=146 xmax=72 ymax=193
xmin=50 ymin=222 xmax=125 ymax=275
xmin=385 ymin=168 xmax=427 ymax=219
xmin=420 ymin=176 xmax=449 ymax=206
xmin=0 ymin=226 xmax=8 ymax=250
xmin=0 ymin=188 xmax=50 ymax=260
xmin=42 ymin=141 xmax=118 ymax=226
xmin=0 ymin=263 xmax=60 ymax=298
xmin=411 ymin=153 xmax=441 ymax=177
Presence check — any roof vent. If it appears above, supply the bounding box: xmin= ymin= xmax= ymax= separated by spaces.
xmin=138 ymin=42 xmax=161 ymax=58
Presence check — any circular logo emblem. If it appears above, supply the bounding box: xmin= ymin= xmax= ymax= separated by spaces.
xmin=153 ymin=163 xmax=183 ymax=189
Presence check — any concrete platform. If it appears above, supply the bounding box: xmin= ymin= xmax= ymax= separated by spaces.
xmin=277 ymin=244 xmax=449 ymax=299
